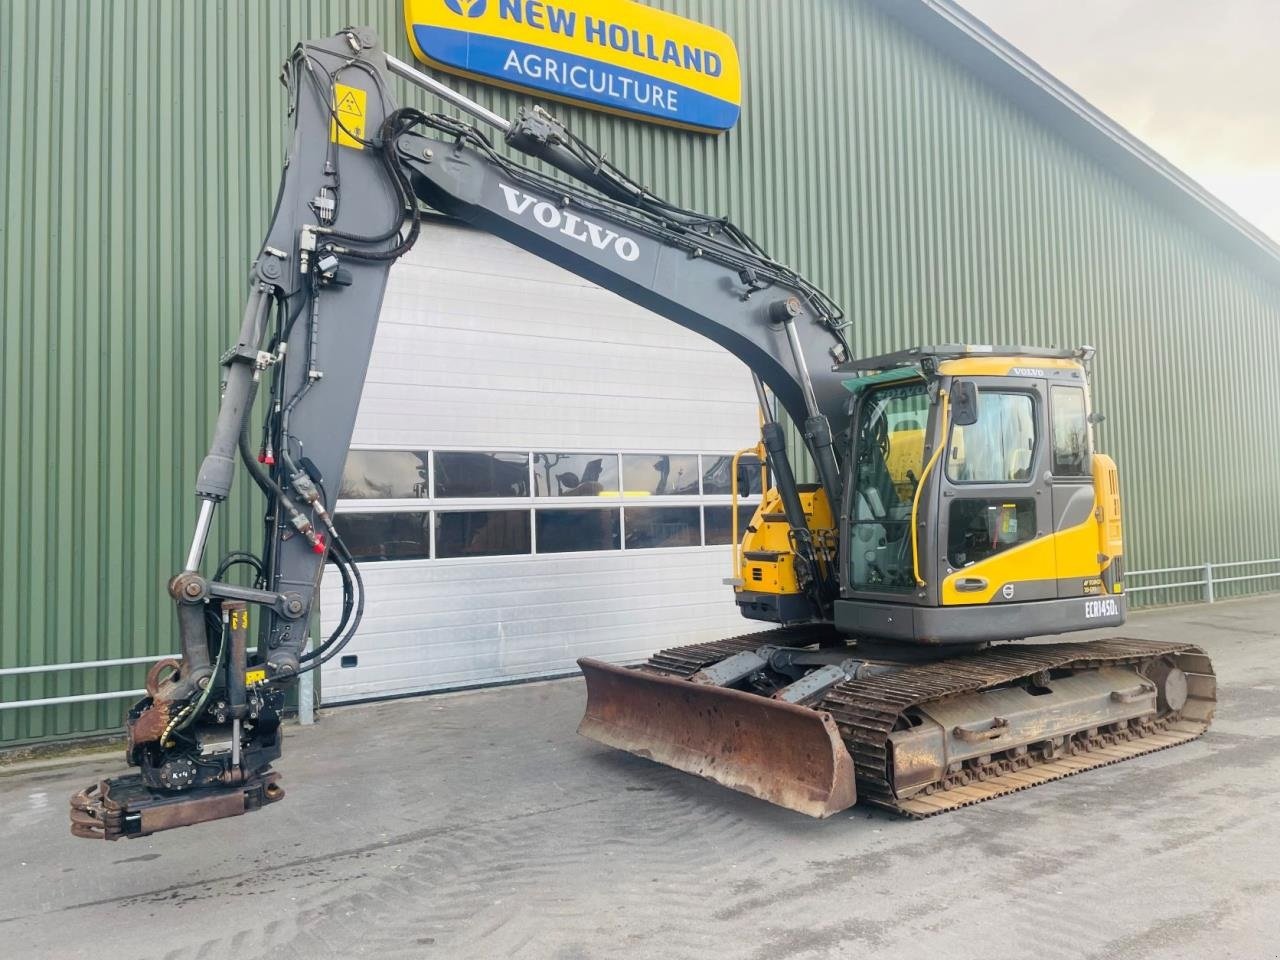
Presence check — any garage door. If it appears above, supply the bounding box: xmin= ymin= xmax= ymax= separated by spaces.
xmin=319 ymin=220 xmax=763 ymax=704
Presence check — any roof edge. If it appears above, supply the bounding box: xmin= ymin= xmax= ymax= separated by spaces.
xmin=868 ymin=0 xmax=1280 ymax=283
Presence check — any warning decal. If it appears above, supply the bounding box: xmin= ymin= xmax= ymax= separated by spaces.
xmin=331 ymin=83 xmax=367 ymax=149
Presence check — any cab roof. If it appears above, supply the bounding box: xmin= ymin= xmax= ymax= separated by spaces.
xmin=837 ymin=344 xmax=1093 ymax=374
xmin=839 ymin=345 xmax=1092 ymax=394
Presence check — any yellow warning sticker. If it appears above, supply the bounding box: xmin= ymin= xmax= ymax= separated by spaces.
xmin=331 ymin=82 xmax=367 ymax=149
xmin=245 ymin=668 xmax=267 ymax=685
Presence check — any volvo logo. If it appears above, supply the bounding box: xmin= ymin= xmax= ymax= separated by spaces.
xmin=499 ymin=183 xmax=642 ymax=262
xmin=444 ymin=0 xmax=487 ymax=17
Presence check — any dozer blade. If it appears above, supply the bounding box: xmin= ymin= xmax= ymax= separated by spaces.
xmin=577 ymin=657 xmax=857 ymax=818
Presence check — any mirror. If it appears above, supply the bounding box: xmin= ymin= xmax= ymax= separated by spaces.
xmin=951 ymin=380 xmax=979 ymax=426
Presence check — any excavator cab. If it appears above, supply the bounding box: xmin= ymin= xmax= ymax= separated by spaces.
xmin=725 ymin=345 xmax=1125 ymax=646
xmin=833 ymin=345 xmax=1127 ymax=647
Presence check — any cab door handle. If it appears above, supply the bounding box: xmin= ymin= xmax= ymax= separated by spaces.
xmin=955 ymin=577 xmax=988 ymax=592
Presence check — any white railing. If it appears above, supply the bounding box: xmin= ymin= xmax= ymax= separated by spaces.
xmin=0 ymin=650 xmax=315 ymax=724
xmin=5 ymin=558 xmax=1280 ymax=719
xmin=1125 ymin=557 xmax=1280 ymax=605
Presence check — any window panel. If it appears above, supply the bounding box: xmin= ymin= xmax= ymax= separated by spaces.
xmin=622 ymin=454 xmax=700 ymax=496
xmin=435 ymin=510 xmax=531 ymax=558
xmin=340 ymin=450 xmax=429 ymax=499
xmin=849 ymin=381 xmax=930 ymax=591
xmin=946 ymin=392 xmax=1037 ymax=483
xmin=948 ymin=498 xmax=1036 ymax=568
xmin=333 ymin=512 xmax=430 ymax=562
xmin=625 ymin=506 xmax=701 ymax=549
xmin=703 ymin=506 xmax=755 ymax=546
xmin=535 ymin=508 xmax=621 ymax=553
xmin=533 ymin=453 xmax=619 ymax=497
xmin=434 ymin=451 xmax=530 ymax=498
xmin=702 ymin=454 xmax=765 ymax=496
xmin=1050 ymin=386 xmax=1090 ymax=477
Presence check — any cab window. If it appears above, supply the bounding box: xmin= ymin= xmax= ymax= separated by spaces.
xmin=946 ymin=392 xmax=1036 ymax=483
xmin=1050 ymin=386 xmax=1090 ymax=476
xmin=848 ymin=381 xmax=930 ymax=590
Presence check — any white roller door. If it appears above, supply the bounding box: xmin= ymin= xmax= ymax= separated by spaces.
xmin=320 ymin=219 xmax=763 ymax=703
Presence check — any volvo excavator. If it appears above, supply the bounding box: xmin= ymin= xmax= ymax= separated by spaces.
xmin=69 ymin=28 xmax=1215 ymax=839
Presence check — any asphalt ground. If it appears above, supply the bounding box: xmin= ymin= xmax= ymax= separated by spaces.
xmin=2 ymin=596 xmax=1278 ymax=960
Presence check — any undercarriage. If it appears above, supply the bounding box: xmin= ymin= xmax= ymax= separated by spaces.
xmin=579 ymin=628 xmax=1216 ymax=817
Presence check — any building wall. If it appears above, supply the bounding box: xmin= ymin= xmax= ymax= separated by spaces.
xmin=3 ymin=0 xmax=1279 ymax=743
xmin=319 ymin=220 xmax=761 ymax=702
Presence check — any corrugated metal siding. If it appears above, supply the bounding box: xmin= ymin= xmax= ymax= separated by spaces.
xmin=353 ymin=220 xmax=759 ymax=451
xmin=322 ymin=551 xmax=750 ymax=702
xmin=4 ymin=0 xmax=1279 ymax=743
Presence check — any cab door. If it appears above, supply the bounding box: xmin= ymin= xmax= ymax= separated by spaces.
xmin=1046 ymin=380 xmax=1099 ymax=598
xmin=935 ymin=376 xmax=1055 ymax=606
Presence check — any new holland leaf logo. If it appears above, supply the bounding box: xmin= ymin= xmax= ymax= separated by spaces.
xmin=444 ymin=0 xmax=487 ymax=16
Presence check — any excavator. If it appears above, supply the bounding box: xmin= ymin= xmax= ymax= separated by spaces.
xmin=69 ymin=28 xmax=1215 ymax=839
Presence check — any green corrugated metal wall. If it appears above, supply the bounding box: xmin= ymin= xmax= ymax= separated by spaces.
xmin=3 ymin=0 xmax=1279 ymax=745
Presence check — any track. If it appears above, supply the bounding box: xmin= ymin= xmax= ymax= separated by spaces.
xmin=639 ymin=632 xmax=1217 ymax=816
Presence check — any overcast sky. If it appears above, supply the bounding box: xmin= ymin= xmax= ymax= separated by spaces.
xmin=957 ymin=0 xmax=1280 ymax=242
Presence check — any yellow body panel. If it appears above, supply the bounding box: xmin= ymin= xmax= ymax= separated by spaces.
xmin=941 ymin=453 xmax=1125 ymax=605
xmin=737 ymin=488 xmax=833 ymax=598
xmin=941 ymin=514 xmax=1100 ymax=605
xmin=1093 ymin=453 xmax=1124 ymax=560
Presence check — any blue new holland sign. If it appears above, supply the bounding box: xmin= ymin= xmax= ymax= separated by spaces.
xmin=404 ymin=0 xmax=742 ymax=132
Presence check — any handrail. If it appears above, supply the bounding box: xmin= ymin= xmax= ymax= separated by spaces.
xmin=911 ymin=390 xmax=950 ymax=587
xmin=728 ymin=443 xmax=764 ymax=583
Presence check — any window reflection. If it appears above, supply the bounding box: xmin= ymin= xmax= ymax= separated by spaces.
xmin=340 ymin=451 xmax=429 ymax=499
xmin=536 ymin=508 xmax=621 ymax=553
xmin=702 ymin=454 xmax=765 ymax=496
xmin=948 ymin=498 xmax=1036 ymax=567
xmin=1050 ymin=387 xmax=1089 ymax=477
xmin=533 ymin=453 xmax=619 ymax=497
xmin=622 ymin=454 xmax=700 ymax=496
xmin=337 ymin=446 xmax=775 ymax=559
xmin=434 ymin=451 xmax=530 ymax=498
xmin=947 ymin=393 xmax=1037 ymax=483
xmin=850 ymin=381 xmax=929 ymax=591
xmin=435 ymin=510 xmax=531 ymax=558
xmin=333 ymin=512 xmax=430 ymax=562
xmin=703 ymin=506 xmax=754 ymax=546
xmin=625 ymin=506 xmax=701 ymax=548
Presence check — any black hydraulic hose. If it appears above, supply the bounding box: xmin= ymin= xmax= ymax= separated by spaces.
xmin=320 ymin=109 xmax=427 ymax=257
xmin=214 ymin=551 xmax=264 ymax=584
xmin=300 ymin=544 xmax=355 ymax=664
xmin=310 ymin=536 xmax=365 ymax=668
xmin=238 ymin=380 xmax=287 ymax=502
xmin=281 ymin=532 xmax=365 ymax=681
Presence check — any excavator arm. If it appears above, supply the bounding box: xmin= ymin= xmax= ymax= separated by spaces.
xmin=70 ymin=27 xmax=855 ymax=839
